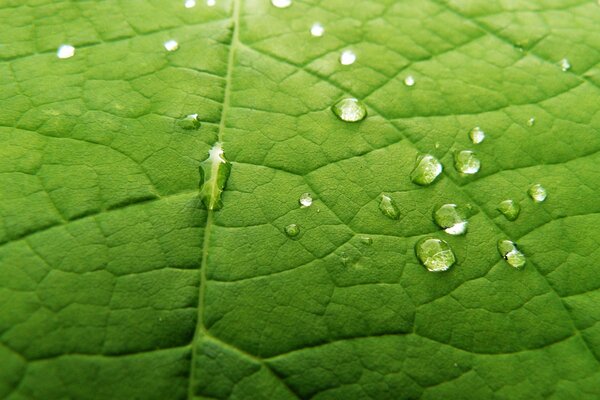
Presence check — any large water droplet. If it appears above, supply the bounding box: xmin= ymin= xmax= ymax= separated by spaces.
xmin=497 ymin=240 xmax=526 ymax=268
xmin=198 ymin=142 xmax=231 ymax=210
xmin=497 ymin=199 xmax=520 ymax=221
xmin=331 ymin=98 xmax=367 ymax=122
xmin=310 ymin=23 xmax=324 ymax=37
xmin=340 ymin=50 xmax=356 ymax=65
xmin=454 ymin=150 xmax=480 ymax=175
xmin=164 ymin=40 xmax=179 ymax=52
xmin=284 ymin=223 xmax=300 ymax=238
xmin=379 ymin=194 xmax=400 ymax=220
xmin=404 ymin=75 xmax=415 ymax=86
xmin=469 ymin=127 xmax=485 ymax=144
xmin=184 ymin=0 xmax=196 ymax=7
xmin=177 ymin=113 xmax=201 ymax=130
xmin=415 ymin=237 xmax=456 ymax=272
xmin=559 ymin=58 xmax=571 ymax=71
xmin=299 ymin=193 xmax=313 ymax=208
xmin=410 ymin=154 xmax=442 ymax=186
xmin=271 ymin=0 xmax=292 ymax=8
xmin=433 ymin=204 xmax=468 ymax=235
xmin=528 ymin=183 xmax=547 ymax=202
xmin=57 ymin=44 xmax=75 ymax=59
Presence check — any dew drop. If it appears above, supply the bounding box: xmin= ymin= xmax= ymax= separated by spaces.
xmin=299 ymin=192 xmax=313 ymax=208
xmin=527 ymin=117 xmax=535 ymax=126
xmin=164 ymin=40 xmax=179 ymax=52
xmin=433 ymin=204 xmax=468 ymax=235
xmin=360 ymin=236 xmax=373 ymax=246
xmin=206 ymin=0 xmax=216 ymax=5
xmin=379 ymin=194 xmax=400 ymax=220
xmin=528 ymin=183 xmax=547 ymax=202
xmin=184 ymin=0 xmax=196 ymax=7
xmin=310 ymin=23 xmax=324 ymax=37
xmin=198 ymin=142 xmax=231 ymax=210
xmin=177 ymin=113 xmax=201 ymax=130
xmin=454 ymin=150 xmax=480 ymax=175
xmin=469 ymin=126 xmax=485 ymax=144
xmin=340 ymin=251 xmax=350 ymax=266
xmin=340 ymin=50 xmax=356 ymax=65
xmin=497 ymin=240 xmax=526 ymax=269
xmin=57 ymin=44 xmax=75 ymax=59
xmin=559 ymin=58 xmax=571 ymax=71
xmin=404 ymin=75 xmax=415 ymax=87
xmin=410 ymin=154 xmax=442 ymax=186
xmin=284 ymin=223 xmax=300 ymax=238
xmin=497 ymin=199 xmax=520 ymax=221
xmin=331 ymin=98 xmax=367 ymax=122
xmin=415 ymin=237 xmax=456 ymax=272
xmin=271 ymin=0 xmax=292 ymax=8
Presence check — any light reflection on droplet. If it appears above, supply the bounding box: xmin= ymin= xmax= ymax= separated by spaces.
xmin=340 ymin=50 xmax=356 ymax=65
xmin=164 ymin=40 xmax=179 ymax=52
xmin=184 ymin=0 xmax=196 ymax=8
xmin=310 ymin=22 xmax=325 ymax=37
xmin=57 ymin=44 xmax=75 ymax=59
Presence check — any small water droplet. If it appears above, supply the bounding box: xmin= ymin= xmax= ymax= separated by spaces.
xmin=271 ymin=0 xmax=292 ymax=8
xmin=410 ymin=154 xmax=442 ymax=186
xmin=359 ymin=236 xmax=373 ymax=246
xmin=340 ymin=50 xmax=356 ymax=65
xmin=559 ymin=58 xmax=571 ymax=71
xmin=331 ymin=98 xmax=367 ymax=122
xmin=164 ymin=40 xmax=179 ymax=52
xmin=340 ymin=251 xmax=350 ymax=266
xmin=415 ymin=237 xmax=456 ymax=272
xmin=379 ymin=194 xmax=400 ymax=220
xmin=469 ymin=127 xmax=485 ymax=144
xmin=299 ymin=192 xmax=313 ymax=208
xmin=206 ymin=0 xmax=216 ymax=5
xmin=528 ymin=183 xmax=547 ymax=202
xmin=434 ymin=142 xmax=440 ymax=149
xmin=527 ymin=117 xmax=535 ymax=126
xmin=404 ymin=75 xmax=415 ymax=86
xmin=284 ymin=223 xmax=300 ymax=238
xmin=177 ymin=113 xmax=201 ymax=130
xmin=454 ymin=150 xmax=480 ymax=175
xmin=184 ymin=0 xmax=196 ymax=7
xmin=198 ymin=143 xmax=231 ymax=210
xmin=310 ymin=23 xmax=324 ymax=37
xmin=57 ymin=44 xmax=75 ymax=59
xmin=497 ymin=240 xmax=526 ymax=268
xmin=497 ymin=199 xmax=520 ymax=221
xmin=433 ymin=204 xmax=468 ymax=235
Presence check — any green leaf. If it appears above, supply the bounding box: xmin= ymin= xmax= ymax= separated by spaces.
xmin=1 ymin=0 xmax=600 ymax=399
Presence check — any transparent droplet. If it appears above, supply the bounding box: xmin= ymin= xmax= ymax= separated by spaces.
xmin=198 ymin=143 xmax=231 ymax=210
xmin=340 ymin=251 xmax=350 ymax=266
xmin=410 ymin=154 xmax=442 ymax=186
xmin=271 ymin=0 xmax=292 ymax=8
xmin=559 ymin=58 xmax=571 ymax=71
xmin=206 ymin=0 xmax=216 ymax=5
xmin=379 ymin=194 xmax=400 ymax=220
xmin=497 ymin=240 xmax=526 ymax=269
xmin=184 ymin=0 xmax=196 ymax=7
xmin=340 ymin=50 xmax=356 ymax=65
xmin=469 ymin=126 xmax=485 ymax=144
xmin=331 ymin=98 xmax=367 ymax=122
xmin=454 ymin=150 xmax=480 ymax=175
xmin=177 ymin=113 xmax=201 ymax=130
xmin=527 ymin=117 xmax=535 ymax=126
xmin=497 ymin=199 xmax=520 ymax=221
xmin=310 ymin=23 xmax=324 ymax=37
xmin=359 ymin=236 xmax=373 ymax=246
xmin=57 ymin=44 xmax=75 ymax=59
xmin=404 ymin=75 xmax=415 ymax=87
xmin=528 ymin=183 xmax=547 ymax=202
xmin=284 ymin=224 xmax=300 ymax=238
xmin=164 ymin=40 xmax=179 ymax=52
xmin=415 ymin=237 xmax=456 ymax=272
xmin=299 ymin=192 xmax=313 ymax=208
xmin=433 ymin=204 xmax=468 ymax=235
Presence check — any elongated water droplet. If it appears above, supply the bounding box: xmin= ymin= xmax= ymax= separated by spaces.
xmin=177 ymin=113 xmax=201 ymax=129
xmin=497 ymin=199 xmax=520 ymax=221
xmin=527 ymin=117 xmax=535 ymax=126
xmin=360 ymin=236 xmax=373 ymax=246
xmin=528 ymin=183 xmax=547 ymax=202
xmin=433 ymin=204 xmax=468 ymax=235
xmin=271 ymin=0 xmax=292 ymax=8
xmin=299 ymin=193 xmax=313 ymax=208
xmin=415 ymin=237 xmax=456 ymax=272
xmin=454 ymin=150 xmax=480 ymax=175
xmin=404 ymin=75 xmax=415 ymax=86
xmin=164 ymin=40 xmax=179 ymax=52
xmin=284 ymin=223 xmax=300 ymax=238
xmin=410 ymin=154 xmax=442 ymax=186
xmin=340 ymin=50 xmax=356 ymax=65
xmin=310 ymin=23 xmax=324 ymax=37
xmin=57 ymin=44 xmax=75 ymax=59
xmin=469 ymin=127 xmax=485 ymax=144
xmin=379 ymin=194 xmax=400 ymax=220
xmin=198 ymin=142 xmax=231 ymax=210
xmin=331 ymin=98 xmax=367 ymax=122
xmin=497 ymin=240 xmax=526 ymax=268
xmin=184 ymin=0 xmax=196 ymax=7
xmin=559 ymin=58 xmax=571 ymax=71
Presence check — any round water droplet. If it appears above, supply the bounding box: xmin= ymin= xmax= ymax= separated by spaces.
xmin=497 ymin=199 xmax=520 ymax=221
xmin=528 ymin=183 xmax=547 ymax=202
xmin=177 ymin=113 xmax=201 ymax=130
xmin=469 ymin=127 xmax=485 ymax=144
xmin=359 ymin=236 xmax=373 ymax=246
xmin=340 ymin=50 xmax=356 ymax=65
xmin=379 ymin=194 xmax=400 ymax=220
xmin=433 ymin=204 xmax=468 ymax=235
xmin=404 ymin=75 xmax=415 ymax=86
xmin=206 ymin=0 xmax=216 ymax=5
xmin=454 ymin=150 xmax=480 ymax=175
xmin=497 ymin=240 xmax=526 ymax=268
xmin=284 ymin=223 xmax=300 ymax=238
xmin=271 ymin=0 xmax=292 ymax=8
xmin=299 ymin=193 xmax=313 ymax=208
xmin=527 ymin=117 xmax=535 ymax=126
xmin=415 ymin=237 xmax=456 ymax=272
xmin=164 ymin=40 xmax=179 ymax=52
xmin=310 ymin=22 xmax=324 ymax=37
xmin=184 ymin=0 xmax=196 ymax=7
xmin=410 ymin=154 xmax=442 ymax=186
xmin=57 ymin=44 xmax=75 ymax=59
xmin=559 ymin=58 xmax=571 ymax=71
xmin=331 ymin=98 xmax=367 ymax=122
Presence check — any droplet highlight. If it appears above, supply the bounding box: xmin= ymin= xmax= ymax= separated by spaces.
xmin=177 ymin=113 xmax=201 ymax=130
xmin=340 ymin=50 xmax=356 ymax=65
xmin=310 ymin=23 xmax=324 ymax=37
xmin=469 ymin=127 xmax=485 ymax=144
xmin=379 ymin=194 xmax=400 ymax=220
xmin=164 ymin=40 xmax=179 ymax=52
xmin=528 ymin=184 xmax=547 ymax=202
xmin=415 ymin=237 xmax=456 ymax=272
xmin=559 ymin=58 xmax=571 ymax=71
xmin=527 ymin=117 xmax=535 ymax=126
xmin=497 ymin=199 xmax=520 ymax=221
xmin=184 ymin=0 xmax=196 ymax=7
xmin=57 ymin=44 xmax=75 ymax=59
xmin=298 ymin=193 xmax=313 ymax=208
xmin=206 ymin=0 xmax=216 ymax=5
xmin=284 ymin=223 xmax=300 ymax=238
xmin=198 ymin=142 xmax=232 ymax=210
xmin=404 ymin=75 xmax=415 ymax=87
xmin=497 ymin=240 xmax=526 ymax=269
xmin=433 ymin=204 xmax=468 ymax=235
xmin=271 ymin=0 xmax=292 ymax=8
xmin=454 ymin=150 xmax=480 ymax=175
xmin=331 ymin=98 xmax=367 ymax=122
xmin=410 ymin=154 xmax=442 ymax=186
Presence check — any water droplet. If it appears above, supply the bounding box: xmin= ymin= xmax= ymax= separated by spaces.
xmin=415 ymin=237 xmax=456 ymax=272
xmin=469 ymin=126 xmax=485 ymax=144
xmin=184 ymin=0 xmax=196 ymax=7
xmin=359 ymin=236 xmax=373 ymax=246
xmin=527 ymin=117 xmax=535 ymax=126
xmin=379 ymin=194 xmax=400 ymax=220
xmin=454 ymin=150 xmax=480 ymax=175
xmin=433 ymin=204 xmax=468 ymax=235
xmin=206 ymin=0 xmax=216 ymax=5
xmin=284 ymin=223 xmax=300 ymax=238
xmin=198 ymin=142 xmax=231 ymax=210
xmin=340 ymin=50 xmax=356 ymax=65
xmin=559 ymin=58 xmax=571 ymax=71
xmin=497 ymin=240 xmax=526 ymax=268
xmin=528 ymin=183 xmax=547 ymax=202
xmin=404 ymin=75 xmax=415 ymax=86
xmin=271 ymin=0 xmax=292 ymax=8
xmin=164 ymin=40 xmax=179 ymax=52
xmin=497 ymin=199 xmax=520 ymax=221
xmin=177 ymin=113 xmax=201 ymax=130
xmin=57 ymin=44 xmax=75 ymax=59
xmin=340 ymin=251 xmax=350 ymax=266
xmin=331 ymin=98 xmax=367 ymax=122
xmin=410 ymin=154 xmax=442 ymax=186
xmin=299 ymin=193 xmax=313 ymax=208
xmin=310 ymin=23 xmax=324 ymax=37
